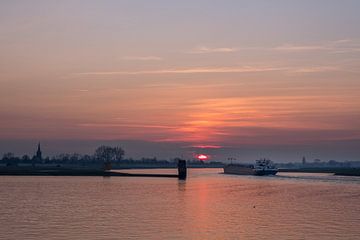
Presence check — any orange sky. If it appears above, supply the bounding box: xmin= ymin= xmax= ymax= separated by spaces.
xmin=1 ymin=1 xmax=360 ymax=160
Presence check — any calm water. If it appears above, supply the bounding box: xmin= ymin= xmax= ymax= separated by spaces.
xmin=1 ymin=169 xmax=359 ymax=240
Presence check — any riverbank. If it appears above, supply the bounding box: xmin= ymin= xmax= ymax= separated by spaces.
xmin=2 ymin=166 xmax=360 ymax=177
xmin=0 ymin=166 xmax=179 ymax=178
xmin=279 ymin=168 xmax=360 ymax=176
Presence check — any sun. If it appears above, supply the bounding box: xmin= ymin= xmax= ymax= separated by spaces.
xmin=197 ymin=154 xmax=208 ymax=161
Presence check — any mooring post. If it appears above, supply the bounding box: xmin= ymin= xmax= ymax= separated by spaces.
xmin=177 ymin=159 xmax=187 ymax=180
xmin=103 ymin=160 xmax=112 ymax=171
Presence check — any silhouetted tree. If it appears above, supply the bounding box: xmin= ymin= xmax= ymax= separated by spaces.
xmin=22 ymin=155 xmax=31 ymax=164
xmin=94 ymin=146 xmax=125 ymax=163
xmin=2 ymin=152 xmax=18 ymax=166
xmin=114 ymin=147 xmax=125 ymax=162
xmin=2 ymin=152 xmax=14 ymax=161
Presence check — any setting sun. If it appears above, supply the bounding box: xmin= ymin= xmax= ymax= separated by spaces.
xmin=197 ymin=154 xmax=209 ymax=161
xmin=0 ymin=1 xmax=359 ymax=240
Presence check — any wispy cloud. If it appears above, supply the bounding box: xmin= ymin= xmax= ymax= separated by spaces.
xmin=188 ymin=46 xmax=238 ymax=54
xmin=273 ymin=39 xmax=360 ymax=53
xmin=292 ymin=66 xmax=339 ymax=73
xmin=332 ymin=39 xmax=353 ymax=44
xmin=189 ymin=145 xmax=223 ymax=149
xmin=73 ymin=64 xmax=345 ymax=77
xmin=79 ymin=123 xmax=176 ymax=129
xmin=169 ymin=95 xmax=359 ymax=144
xmin=77 ymin=66 xmax=285 ymax=76
xmin=184 ymin=40 xmax=360 ymax=54
xmin=273 ymin=44 xmax=330 ymax=51
xmin=122 ymin=56 xmax=163 ymax=61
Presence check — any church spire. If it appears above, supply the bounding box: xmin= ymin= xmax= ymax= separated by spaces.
xmin=36 ymin=142 xmax=42 ymax=160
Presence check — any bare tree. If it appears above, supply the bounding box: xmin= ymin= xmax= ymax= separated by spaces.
xmin=114 ymin=147 xmax=125 ymax=162
xmin=94 ymin=146 xmax=125 ymax=163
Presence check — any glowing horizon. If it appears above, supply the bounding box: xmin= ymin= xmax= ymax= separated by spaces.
xmin=1 ymin=1 xmax=360 ymax=160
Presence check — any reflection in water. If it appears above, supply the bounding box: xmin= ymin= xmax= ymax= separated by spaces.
xmin=0 ymin=169 xmax=359 ymax=240
xmin=177 ymin=180 xmax=186 ymax=192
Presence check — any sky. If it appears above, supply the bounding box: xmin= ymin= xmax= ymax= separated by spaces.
xmin=1 ymin=0 xmax=360 ymax=162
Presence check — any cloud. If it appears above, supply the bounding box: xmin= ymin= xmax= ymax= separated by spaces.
xmin=189 ymin=145 xmax=223 ymax=149
xmin=188 ymin=46 xmax=238 ymax=54
xmin=167 ymin=95 xmax=360 ymax=145
xmin=122 ymin=56 xmax=163 ymax=61
xmin=273 ymin=44 xmax=330 ymax=51
xmin=185 ymin=39 xmax=360 ymax=54
xmin=273 ymin=39 xmax=360 ymax=53
xmin=79 ymin=123 xmax=176 ymax=129
xmin=77 ymin=66 xmax=285 ymax=76
xmin=332 ymin=39 xmax=353 ymax=44
xmin=291 ymin=66 xmax=339 ymax=73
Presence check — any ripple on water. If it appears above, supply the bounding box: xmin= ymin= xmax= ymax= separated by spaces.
xmin=0 ymin=169 xmax=359 ymax=240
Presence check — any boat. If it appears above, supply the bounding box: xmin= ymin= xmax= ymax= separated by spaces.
xmin=223 ymin=159 xmax=278 ymax=176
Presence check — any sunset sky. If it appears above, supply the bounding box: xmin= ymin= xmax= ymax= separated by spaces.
xmin=1 ymin=0 xmax=360 ymax=161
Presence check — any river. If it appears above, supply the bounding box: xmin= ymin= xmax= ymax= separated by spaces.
xmin=0 ymin=169 xmax=359 ymax=239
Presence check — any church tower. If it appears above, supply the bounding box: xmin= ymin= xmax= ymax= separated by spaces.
xmin=302 ymin=156 xmax=306 ymax=165
xmin=36 ymin=142 xmax=42 ymax=160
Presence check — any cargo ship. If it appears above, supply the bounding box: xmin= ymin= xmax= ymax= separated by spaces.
xmin=223 ymin=159 xmax=278 ymax=176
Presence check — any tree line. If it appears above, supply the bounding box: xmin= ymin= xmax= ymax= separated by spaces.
xmin=1 ymin=146 xmax=125 ymax=166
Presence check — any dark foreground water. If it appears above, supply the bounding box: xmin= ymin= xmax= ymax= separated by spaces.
xmin=0 ymin=169 xmax=359 ymax=240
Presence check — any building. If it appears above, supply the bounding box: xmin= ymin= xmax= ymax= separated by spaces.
xmin=35 ymin=143 xmax=42 ymax=161
xmin=302 ymin=156 xmax=306 ymax=165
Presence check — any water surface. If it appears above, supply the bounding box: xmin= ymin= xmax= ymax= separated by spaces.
xmin=1 ymin=169 xmax=359 ymax=239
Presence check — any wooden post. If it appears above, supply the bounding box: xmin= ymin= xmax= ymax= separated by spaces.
xmin=104 ymin=161 xmax=112 ymax=171
xmin=178 ymin=159 xmax=187 ymax=180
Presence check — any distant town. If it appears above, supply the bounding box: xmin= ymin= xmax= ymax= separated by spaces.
xmin=1 ymin=143 xmax=360 ymax=170
xmin=0 ymin=143 xmax=223 ymax=169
